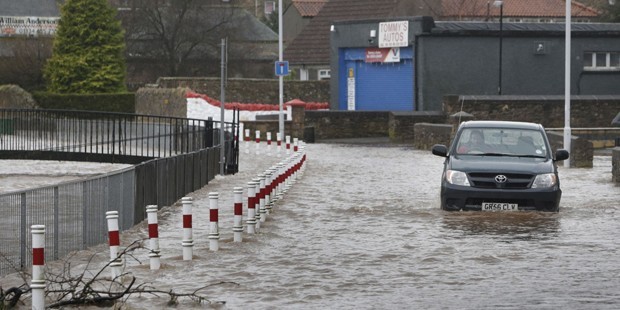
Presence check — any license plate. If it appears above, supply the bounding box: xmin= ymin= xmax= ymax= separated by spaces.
xmin=481 ymin=202 xmax=519 ymax=211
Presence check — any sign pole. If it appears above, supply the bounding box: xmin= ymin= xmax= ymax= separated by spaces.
xmin=564 ymin=0 xmax=571 ymax=167
xmin=278 ymin=0 xmax=284 ymax=140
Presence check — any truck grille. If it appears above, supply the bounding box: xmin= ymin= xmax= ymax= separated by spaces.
xmin=468 ymin=172 xmax=534 ymax=189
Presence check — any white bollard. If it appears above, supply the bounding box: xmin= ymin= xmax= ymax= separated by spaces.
xmin=247 ymin=181 xmax=257 ymax=234
xmin=146 ymin=205 xmax=161 ymax=270
xmin=294 ymin=137 xmax=299 ymax=152
xmin=253 ymin=178 xmax=262 ymax=231
xmin=181 ymin=197 xmax=194 ymax=261
xmin=31 ymin=225 xmax=45 ymax=310
xmin=266 ymin=132 xmax=272 ymax=155
xmin=285 ymin=135 xmax=291 ymax=155
xmin=233 ymin=187 xmax=244 ymax=242
xmin=258 ymin=174 xmax=267 ymax=223
xmin=276 ymin=132 xmax=282 ymax=157
xmin=244 ymin=129 xmax=250 ymax=154
xmin=255 ymin=130 xmax=261 ymax=155
xmin=106 ymin=211 xmax=122 ymax=278
xmin=208 ymin=192 xmax=220 ymax=251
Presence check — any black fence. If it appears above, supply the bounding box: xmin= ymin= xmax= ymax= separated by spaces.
xmin=0 ymin=108 xmax=239 ymax=276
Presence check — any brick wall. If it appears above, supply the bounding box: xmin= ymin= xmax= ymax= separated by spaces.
xmin=304 ymin=111 xmax=391 ymax=140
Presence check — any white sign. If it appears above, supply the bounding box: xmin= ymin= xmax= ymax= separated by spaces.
xmin=347 ymin=68 xmax=355 ymax=110
xmin=378 ymin=21 xmax=409 ymax=48
xmin=0 ymin=16 xmax=59 ymax=37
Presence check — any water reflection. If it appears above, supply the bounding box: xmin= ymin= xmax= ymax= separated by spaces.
xmin=441 ymin=211 xmax=561 ymax=239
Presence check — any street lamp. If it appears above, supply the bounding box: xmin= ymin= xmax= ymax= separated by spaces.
xmin=494 ymin=0 xmax=503 ymax=95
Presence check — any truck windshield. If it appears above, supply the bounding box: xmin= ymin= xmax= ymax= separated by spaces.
xmin=455 ymin=128 xmax=547 ymax=157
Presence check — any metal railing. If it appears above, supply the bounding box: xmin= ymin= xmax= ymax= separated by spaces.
xmin=0 ymin=109 xmax=239 ymax=276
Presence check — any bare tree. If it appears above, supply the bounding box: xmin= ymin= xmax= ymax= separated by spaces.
xmin=119 ymin=0 xmax=237 ymax=77
xmin=0 ymin=37 xmax=53 ymax=90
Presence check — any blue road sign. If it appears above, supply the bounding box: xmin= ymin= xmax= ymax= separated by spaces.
xmin=275 ymin=61 xmax=289 ymax=76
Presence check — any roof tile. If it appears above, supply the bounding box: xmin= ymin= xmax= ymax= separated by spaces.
xmin=292 ymin=0 xmax=328 ymax=17
xmin=442 ymin=0 xmax=600 ymax=19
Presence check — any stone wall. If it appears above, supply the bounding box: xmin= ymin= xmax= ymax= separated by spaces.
xmin=0 ymin=85 xmax=37 ymax=109
xmin=544 ymin=132 xmax=593 ymax=168
xmin=135 ymin=87 xmax=189 ymax=118
xmin=305 ymin=111 xmax=391 ymax=140
xmin=613 ymin=148 xmax=620 ymax=183
xmin=413 ymin=123 xmax=453 ymax=150
xmin=155 ymin=77 xmax=330 ymax=104
xmin=443 ymin=95 xmax=620 ymax=128
xmin=389 ymin=111 xmax=447 ymax=143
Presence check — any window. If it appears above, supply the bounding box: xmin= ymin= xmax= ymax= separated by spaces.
xmin=265 ymin=1 xmax=275 ymax=14
xmin=318 ymin=69 xmax=331 ymax=80
xmin=584 ymin=52 xmax=620 ymax=71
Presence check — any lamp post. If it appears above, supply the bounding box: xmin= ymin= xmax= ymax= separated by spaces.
xmin=494 ymin=0 xmax=503 ymax=95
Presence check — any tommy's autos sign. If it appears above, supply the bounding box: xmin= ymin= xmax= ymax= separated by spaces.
xmin=378 ymin=20 xmax=409 ymax=48
xmin=0 ymin=16 xmax=59 ymax=37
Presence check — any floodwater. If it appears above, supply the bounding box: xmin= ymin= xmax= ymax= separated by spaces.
xmin=2 ymin=143 xmax=620 ymax=309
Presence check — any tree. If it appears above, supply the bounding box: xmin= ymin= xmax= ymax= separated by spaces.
xmin=0 ymin=38 xmax=53 ymax=90
xmin=599 ymin=2 xmax=620 ymax=22
xmin=44 ymin=0 xmax=127 ymax=93
xmin=261 ymin=9 xmax=279 ymax=33
xmin=120 ymin=0 xmax=236 ymax=77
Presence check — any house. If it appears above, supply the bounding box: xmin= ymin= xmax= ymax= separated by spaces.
xmin=283 ymin=0 xmax=327 ymax=46
xmin=284 ymin=0 xmax=434 ymax=81
xmin=284 ymin=0 xmax=604 ymax=81
xmin=329 ymin=17 xmax=620 ymax=111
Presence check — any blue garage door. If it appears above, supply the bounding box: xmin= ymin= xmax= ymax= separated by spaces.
xmin=339 ymin=47 xmax=414 ymax=111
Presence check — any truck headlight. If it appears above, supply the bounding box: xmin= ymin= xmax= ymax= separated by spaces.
xmin=445 ymin=170 xmax=470 ymax=186
xmin=532 ymin=173 xmax=557 ymax=188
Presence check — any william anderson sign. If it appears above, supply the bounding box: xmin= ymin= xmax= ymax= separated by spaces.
xmin=0 ymin=16 xmax=59 ymax=37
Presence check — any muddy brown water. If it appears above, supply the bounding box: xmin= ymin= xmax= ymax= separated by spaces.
xmin=2 ymin=143 xmax=619 ymax=309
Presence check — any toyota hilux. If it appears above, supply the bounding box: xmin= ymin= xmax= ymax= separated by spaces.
xmin=431 ymin=121 xmax=569 ymax=212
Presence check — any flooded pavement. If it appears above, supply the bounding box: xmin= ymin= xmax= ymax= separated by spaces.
xmin=2 ymin=143 xmax=620 ymax=309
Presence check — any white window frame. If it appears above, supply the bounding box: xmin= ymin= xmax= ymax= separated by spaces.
xmin=299 ymin=68 xmax=309 ymax=81
xmin=318 ymin=69 xmax=331 ymax=80
xmin=584 ymin=52 xmax=620 ymax=71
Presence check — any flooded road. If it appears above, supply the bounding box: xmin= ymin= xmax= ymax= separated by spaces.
xmin=3 ymin=143 xmax=620 ymax=309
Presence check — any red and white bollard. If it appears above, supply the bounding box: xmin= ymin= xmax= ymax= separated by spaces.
xmin=285 ymin=135 xmax=291 ymax=155
xmin=244 ymin=129 xmax=250 ymax=154
xmin=294 ymin=138 xmax=299 ymax=152
xmin=31 ymin=225 xmax=45 ymax=310
xmin=265 ymin=169 xmax=275 ymax=214
xmin=258 ymin=174 xmax=267 ymax=223
xmin=247 ymin=181 xmax=257 ymax=234
xmin=146 ymin=205 xmax=161 ymax=270
xmin=181 ymin=197 xmax=194 ymax=261
xmin=233 ymin=187 xmax=244 ymax=242
xmin=208 ymin=192 xmax=220 ymax=251
xmin=266 ymin=132 xmax=272 ymax=155
xmin=276 ymin=132 xmax=282 ymax=157
xmin=253 ymin=178 xmax=262 ymax=231
xmin=255 ymin=130 xmax=261 ymax=155
xmin=106 ymin=211 xmax=122 ymax=278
